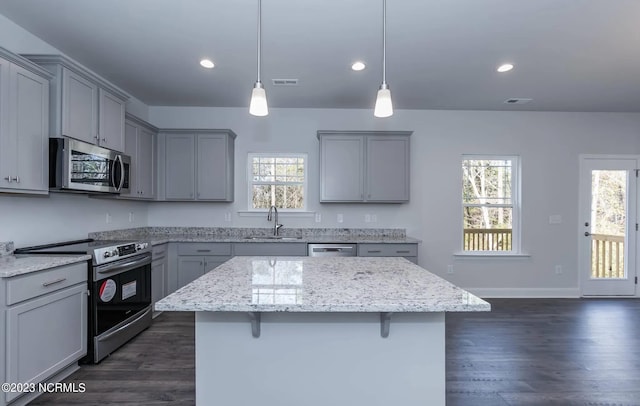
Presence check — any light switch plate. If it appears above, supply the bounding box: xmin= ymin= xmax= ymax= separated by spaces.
xmin=549 ymin=215 xmax=562 ymax=224
xmin=337 ymin=214 xmax=344 ymax=223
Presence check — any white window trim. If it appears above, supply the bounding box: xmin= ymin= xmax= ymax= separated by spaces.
xmin=247 ymin=152 xmax=308 ymax=212
xmin=460 ymin=154 xmax=522 ymax=255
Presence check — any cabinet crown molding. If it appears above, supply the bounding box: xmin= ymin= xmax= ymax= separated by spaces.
xmin=125 ymin=112 xmax=159 ymax=132
xmin=159 ymin=129 xmax=237 ymax=139
xmin=22 ymin=54 xmax=129 ymax=101
xmin=0 ymin=47 xmax=53 ymax=79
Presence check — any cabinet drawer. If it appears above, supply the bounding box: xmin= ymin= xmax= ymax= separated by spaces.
xmin=152 ymin=243 xmax=168 ymax=260
xmin=178 ymin=243 xmax=232 ymax=256
xmin=358 ymin=244 xmax=417 ymax=257
xmin=6 ymin=261 xmax=87 ymax=306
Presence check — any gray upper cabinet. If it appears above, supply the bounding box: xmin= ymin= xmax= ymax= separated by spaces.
xmin=365 ymin=135 xmax=410 ymax=201
xmin=164 ymin=133 xmax=196 ymax=200
xmin=61 ymin=68 xmax=97 ymax=145
xmin=319 ymin=134 xmax=364 ymax=201
xmin=24 ymin=54 xmax=129 ymax=152
xmin=122 ymin=114 xmax=157 ymax=199
xmin=0 ymin=48 xmax=51 ymax=195
xmin=98 ymin=88 xmax=126 ymax=151
xmin=162 ymin=130 xmax=236 ymax=201
xmin=318 ymin=131 xmax=412 ymax=203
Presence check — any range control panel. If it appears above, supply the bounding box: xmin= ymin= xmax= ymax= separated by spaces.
xmin=94 ymin=241 xmax=150 ymax=265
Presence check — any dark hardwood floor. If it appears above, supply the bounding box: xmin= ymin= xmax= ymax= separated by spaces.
xmin=30 ymin=299 xmax=640 ymax=406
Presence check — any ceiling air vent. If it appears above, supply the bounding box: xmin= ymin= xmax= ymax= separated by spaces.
xmin=504 ymin=98 xmax=532 ymax=105
xmin=272 ymin=79 xmax=299 ymax=86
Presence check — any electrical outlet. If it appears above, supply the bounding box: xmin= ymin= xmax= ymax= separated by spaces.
xmin=447 ymin=265 xmax=454 ymax=274
xmin=371 ymin=214 xmax=377 ymax=223
xmin=224 ymin=212 xmax=232 ymax=222
xmin=128 ymin=212 xmax=134 ymax=223
xmin=337 ymin=214 xmax=344 ymax=223
xmin=105 ymin=213 xmax=112 ymax=224
xmin=555 ymin=265 xmax=563 ymax=274
xmin=315 ymin=213 xmax=321 ymax=223
xmin=364 ymin=214 xmax=371 ymax=223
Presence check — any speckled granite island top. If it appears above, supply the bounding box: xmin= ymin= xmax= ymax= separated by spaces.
xmin=155 ymin=256 xmax=490 ymax=313
xmin=0 ymin=255 xmax=91 ymax=278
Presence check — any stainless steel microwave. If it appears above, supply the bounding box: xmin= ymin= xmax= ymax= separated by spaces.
xmin=49 ymin=137 xmax=130 ymax=194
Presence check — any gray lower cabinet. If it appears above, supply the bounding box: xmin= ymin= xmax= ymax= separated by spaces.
xmin=174 ymin=243 xmax=232 ymax=290
xmin=151 ymin=244 xmax=168 ymax=317
xmin=1 ymin=262 xmax=88 ymax=406
xmin=357 ymin=243 xmax=419 ymax=264
xmin=161 ymin=130 xmax=236 ymax=201
xmin=0 ymin=48 xmax=51 ymax=195
xmin=318 ymin=131 xmax=412 ymax=203
xmin=232 ymin=243 xmax=307 ymax=256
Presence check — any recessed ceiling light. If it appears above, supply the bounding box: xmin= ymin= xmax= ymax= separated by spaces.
xmin=200 ymin=59 xmax=215 ymax=69
xmin=351 ymin=61 xmax=366 ymax=71
xmin=497 ymin=63 xmax=514 ymax=73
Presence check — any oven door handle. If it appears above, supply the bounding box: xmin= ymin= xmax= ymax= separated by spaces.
xmin=99 ymin=307 xmax=152 ymax=342
xmin=96 ymin=255 xmax=151 ymax=275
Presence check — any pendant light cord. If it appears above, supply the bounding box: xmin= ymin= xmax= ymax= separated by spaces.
xmin=257 ymin=0 xmax=262 ymax=83
xmin=382 ymin=0 xmax=386 ymax=85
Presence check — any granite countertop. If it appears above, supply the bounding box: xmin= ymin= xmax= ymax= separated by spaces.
xmin=89 ymin=227 xmax=421 ymax=246
xmin=0 ymin=255 xmax=91 ymax=278
xmin=155 ymin=256 xmax=490 ymax=313
xmin=128 ymin=234 xmax=420 ymax=246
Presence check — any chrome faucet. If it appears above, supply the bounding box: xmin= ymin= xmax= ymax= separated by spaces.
xmin=267 ymin=205 xmax=283 ymax=236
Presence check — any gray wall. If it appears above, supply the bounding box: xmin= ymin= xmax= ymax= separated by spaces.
xmin=149 ymin=106 xmax=640 ymax=296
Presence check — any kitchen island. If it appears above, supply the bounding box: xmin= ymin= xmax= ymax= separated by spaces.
xmin=156 ymin=256 xmax=489 ymax=406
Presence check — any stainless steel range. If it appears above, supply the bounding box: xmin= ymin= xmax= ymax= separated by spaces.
xmin=15 ymin=239 xmax=152 ymax=363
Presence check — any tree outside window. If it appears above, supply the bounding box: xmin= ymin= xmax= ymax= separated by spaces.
xmin=248 ymin=153 xmax=307 ymax=210
xmin=462 ymin=156 xmax=520 ymax=252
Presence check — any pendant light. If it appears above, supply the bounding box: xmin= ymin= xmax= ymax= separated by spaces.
xmin=374 ymin=0 xmax=393 ymax=118
xmin=249 ymin=0 xmax=268 ymax=116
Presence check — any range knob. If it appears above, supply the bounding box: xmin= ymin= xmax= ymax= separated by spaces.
xmin=103 ymin=251 xmax=112 ymax=258
xmin=136 ymin=242 xmax=148 ymax=251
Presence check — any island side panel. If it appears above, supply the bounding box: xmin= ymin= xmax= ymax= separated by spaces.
xmin=195 ymin=311 xmax=445 ymax=406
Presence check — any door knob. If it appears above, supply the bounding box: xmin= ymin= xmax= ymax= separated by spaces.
xmin=584 ymin=232 xmax=591 ymax=236
xmin=585 ymin=222 xmax=589 ymax=227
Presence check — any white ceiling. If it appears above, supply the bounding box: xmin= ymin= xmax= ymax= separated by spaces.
xmin=1 ymin=0 xmax=639 ymax=112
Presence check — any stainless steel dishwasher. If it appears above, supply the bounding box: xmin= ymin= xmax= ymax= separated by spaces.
xmin=307 ymin=243 xmax=357 ymax=257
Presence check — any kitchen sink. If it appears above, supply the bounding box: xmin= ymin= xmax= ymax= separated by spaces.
xmin=243 ymin=236 xmax=303 ymax=241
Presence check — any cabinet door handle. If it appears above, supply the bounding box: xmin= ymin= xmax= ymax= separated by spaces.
xmin=200 ymin=261 xmax=203 ymax=266
xmin=102 ymin=138 xmax=106 ymax=142
xmin=367 ymin=194 xmax=371 ymax=199
xmin=11 ymin=176 xmax=19 ymax=183
xmin=42 ymin=277 xmax=67 ymax=287
xmin=95 ymin=133 xmax=100 ymax=141
xmin=367 ymin=250 xmax=382 ymax=253
xmin=396 ymin=250 xmax=411 ymax=254
xmin=196 ymin=249 xmax=211 ymax=253
xmin=3 ymin=176 xmax=11 ymax=183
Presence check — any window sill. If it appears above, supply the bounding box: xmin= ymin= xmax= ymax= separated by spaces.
xmin=237 ymin=211 xmax=316 ymax=218
xmin=453 ymin=251 xmax=531 ymax=258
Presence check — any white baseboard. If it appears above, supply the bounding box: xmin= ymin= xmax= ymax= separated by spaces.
xmin=466 ymin=287 xmax=581 ymax=299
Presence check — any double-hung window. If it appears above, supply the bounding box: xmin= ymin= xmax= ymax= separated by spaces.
xmin=462 ymin=156 xmax=520 ymax=253
xmin=248 ymin=153 xmax=307 ymax=211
